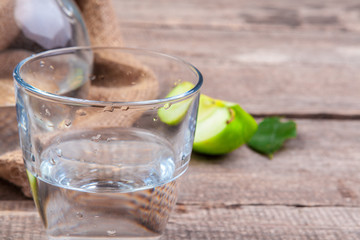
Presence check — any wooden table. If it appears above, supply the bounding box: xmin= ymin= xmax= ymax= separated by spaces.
xmin=1 ymin=0 xmax=360 ymax=239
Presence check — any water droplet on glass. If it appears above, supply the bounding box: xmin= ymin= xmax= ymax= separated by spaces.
xmin=76 ymin=212 xmax=83 ymax=219
xmin=181 ymin=154 xmax=187 ymax=164
xmin=64 ymin=119 xmax=72 ymax=127
xmin=39 ymin=61 xmax=45 ymax=67
xmin=76 ymin=109 xmax=87 ymax=116
xmin=107 ymin=230 xmax=116 ymax=236
xmin=91 ymin=134 xmax=101 ymax=142
xmin=49 ymin=65 xmax=55 ymax=70
xmin=50 ymin=158 xmax=56 ymax=165
xmin=45 ymin=108 xmax=51 ymax=116
xmin=103 ymin=105 xmax=114 ymax=112
xmin=164 ymin=103 xmax=171 ymax=110
xmin=121 ymin=106 xmax=129 ymax=111
xmin=56 ymin=148 xmax=62 ymax=157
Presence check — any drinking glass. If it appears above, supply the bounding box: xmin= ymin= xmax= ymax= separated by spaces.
xmin=13 ymin=47 xmax=202 ymax=239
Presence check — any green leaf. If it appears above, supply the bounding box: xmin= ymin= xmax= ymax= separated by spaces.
xmin=247 ymin=117 xmax=297 ymax=159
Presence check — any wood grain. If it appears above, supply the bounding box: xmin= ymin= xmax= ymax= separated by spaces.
xmin=1 ymin=119 xmax=359 ymax=206
xmin=0 ymin=201 xmax=45 ymax=240
xmin=0 ymin=119 xmax=359 ymax=239
xmin=1 ymin=201 xmax=359 ymax=240
xmin=179 ymin=119 xmax=360 ymax=207
xmin=164 ymin=205 xmax=360 ymax=240
xmin=114 ymin=0 xmax=360 ymax=117
xmin=113 ymin=0 xmax=360 ymax=33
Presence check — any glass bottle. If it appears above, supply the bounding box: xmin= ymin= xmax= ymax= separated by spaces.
xmin=0 ymin=0 xmax=90 ymax=153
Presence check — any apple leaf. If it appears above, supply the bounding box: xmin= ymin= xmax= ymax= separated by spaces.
xmin=247 ymin=117 xmax=297 ymax=159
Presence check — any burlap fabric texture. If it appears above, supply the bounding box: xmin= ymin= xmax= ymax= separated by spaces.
xmin=0 ymin=0 xmax=158 ymax=197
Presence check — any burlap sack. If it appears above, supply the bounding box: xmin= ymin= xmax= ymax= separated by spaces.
xmin=0 ymin=0 xmax=19 ymax=50
xmin=76 ymin=0 xmax=123 ymax=46
xmin=0 ymin=0 xmax=158 ymax=197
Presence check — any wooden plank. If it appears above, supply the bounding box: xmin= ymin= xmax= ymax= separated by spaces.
xmin=0 ymin=200 xmax=35 ymax=211
xmin=113 ymin=0 xmax=360 ymax=117
xmin=164 ymin=205 xmax=360 ymax=240
xmin=0 ymin=201 xmax=45 ymax=240
xmin=117 ymin=27 xmax=360 ymax=116
xmin=0 ymin=119 xmax=359 ymax=206
xmin=178 ymin=119 xmax=360 ymax=206
xmin=1 ymin=201 xmax=359 ymax=240
xmin=113 ymin=0 xmax=360 ymax=33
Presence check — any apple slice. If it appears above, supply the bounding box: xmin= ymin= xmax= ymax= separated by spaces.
xmin=158 ymin=81 xmax=195 ymax=125
xmin=26 ymin=169 xmax=40 ymax=207
xmin=158 ymin=81 xmax=258 ymax=155
xmin=193 ymin=95 xmax=258 ymax=155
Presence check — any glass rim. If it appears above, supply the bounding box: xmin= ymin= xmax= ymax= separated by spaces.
xmin=13 ymin=46 xmax=203 ymax=107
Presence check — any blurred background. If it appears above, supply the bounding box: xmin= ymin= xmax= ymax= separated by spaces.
xmin=113 ymin=0 xmax=360 ymax=118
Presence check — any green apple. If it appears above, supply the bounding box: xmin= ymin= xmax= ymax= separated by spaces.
xmin=158 ymin=81 xmax=258 ymax=155
xmin=26 ymin=169 xmax=39 ymax=206
xmin=193 ymin=94 xmax=257 ymax=155
xmin=158 ymin=81 xmax=195 ymax=125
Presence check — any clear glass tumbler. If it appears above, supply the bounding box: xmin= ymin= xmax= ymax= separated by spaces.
xmin=13 ymin=47 xmax=202 ymax=239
